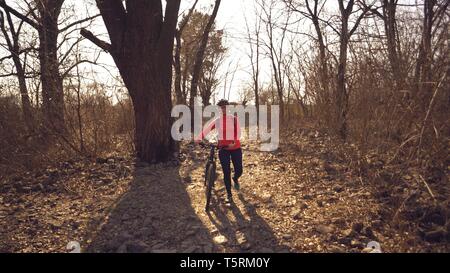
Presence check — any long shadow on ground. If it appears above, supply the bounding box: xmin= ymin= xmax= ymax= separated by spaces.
xmin=86 ymin=162 xmax=215 ymax=253
xmin=206 ymin=189 xmax=290 ymax=253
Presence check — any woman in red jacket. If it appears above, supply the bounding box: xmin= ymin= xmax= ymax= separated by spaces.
xmin=195 ymin=99 xmax=242 ymax=205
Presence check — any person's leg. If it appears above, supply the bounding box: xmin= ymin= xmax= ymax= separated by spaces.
xmin=218 ymin=149 xmax=232 ymax=199
xmin=231 ymin=148 xmax=243 ymax=189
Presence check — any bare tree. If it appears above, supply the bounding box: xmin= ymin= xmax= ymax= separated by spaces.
xmin=335 ymin=0 xmax=371 ymax=140
xmin=198 ymin=35 xmax=225 ymax=105
xmin=284 ymin=0 xmax=331 ymax=120
xmin=189 ymin=0 xmax=221 ymax=108
xmin=0 ymin=0 xmax=100 ymax=135
xmin=362 ymin=0 xmax=407 ymax=90
xmin=0 ymin=8 xmax=35 ymax=132
xmin=0 ymin=0 xmax=66 ymax=133
xmin=173 ymin=0 xmax=198 ymax=104
xmin=81 ymin=0 xmax=181 ymax=163
xmin=259 ymin=0 xmax=291 ymax=122
xmin=176 ymin=8 xmax=226 ymax=106
xmin=284 ymin=41 xmax=310 ymax=117
xmin=244 ymin=2 xmax=262 ymax=123
xmin=414 ymin=0 xmax=448 ymax=109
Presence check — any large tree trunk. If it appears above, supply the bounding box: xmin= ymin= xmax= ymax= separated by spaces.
xmin=37 ymin=0 xmax=66 ymax=135
xmin=82 ymin=0 xmax=180 ymax=163
xmin=131 ymin=71 xmax=174 ymax=162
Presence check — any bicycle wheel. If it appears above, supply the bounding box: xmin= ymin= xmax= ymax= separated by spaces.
xmin=205 ymin=162 xmax=216 ymax=211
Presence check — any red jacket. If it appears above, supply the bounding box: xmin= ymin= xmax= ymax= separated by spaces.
xmin=195 ymin=114 xmax=241 ymax=150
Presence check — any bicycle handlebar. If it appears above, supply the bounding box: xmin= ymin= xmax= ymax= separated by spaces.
xmin=198 ymin=141 xmax=218 ymax=149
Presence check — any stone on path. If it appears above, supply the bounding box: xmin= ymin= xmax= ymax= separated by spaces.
xmin=316 ymin=224 xmax=334 ymax=234
xmin=213 ymin=235 xmax=228 ymax=245
xmin=290 ymin=208 xmax=302 ymax=219
xmin=261 ymin=193 xmax=272 ymax=203
xmin=328 ymin=245 xmax=346 ymax=253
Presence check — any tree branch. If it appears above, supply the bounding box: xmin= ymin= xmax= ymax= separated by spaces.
xmin=61 ymin=59 xmax=99 ymax=79
xmin=0 ymin=47 xmax=37 ymax=63
xmin=349 ymin=2 xmax=372 ymax=37
xmin=178 ymin=0 xmax=198 ymax=33
xmin=80 ymin=28 xmax=112 ymax=53
xmin=0 ymin=0 xmax=39 ymax=29
xmin=95 ymin=0 xmax=126 ymax=47
xmin=59 ymin=14 xmax=101 ymax=33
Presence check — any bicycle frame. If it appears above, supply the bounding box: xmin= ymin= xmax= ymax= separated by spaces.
xmin=200 ymin=142 xmax=218 ymax=211
xmin=202 ymin=143 xmax=217 ymax=184
xmin=199 ymin=142 xmax=217 ymax=162
xmin=207 ymin=144 xmax=216 ymax=162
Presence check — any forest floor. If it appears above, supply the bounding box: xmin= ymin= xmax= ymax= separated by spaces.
xmin=1 ymin=124 xmax=449 ymax=253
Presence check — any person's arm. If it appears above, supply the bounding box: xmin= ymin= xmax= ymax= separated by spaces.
xmin=194 ymin=118 xmax=216 ymax=142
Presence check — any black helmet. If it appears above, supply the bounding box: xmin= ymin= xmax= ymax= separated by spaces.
xmin=217 ymin=99 xmax=229 ymax=106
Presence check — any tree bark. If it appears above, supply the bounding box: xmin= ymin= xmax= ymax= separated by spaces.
xmin=37 ymin=0 xmax=66 ymax=135
xmin=336 ymin=32 xmax=349 ymax=140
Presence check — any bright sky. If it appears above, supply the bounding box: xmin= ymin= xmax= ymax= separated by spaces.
xmin=197 ymin=0 xmax=258 ymax=102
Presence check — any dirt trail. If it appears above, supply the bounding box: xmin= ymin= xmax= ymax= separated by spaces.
xmin=1 ymin=128 xmax=448 ymax=253
xmin=181 ymin=135 xmax=390 ymax=253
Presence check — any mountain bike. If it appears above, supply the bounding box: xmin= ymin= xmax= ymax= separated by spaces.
xmin=199 ymin=141 xmax=218 ymax=212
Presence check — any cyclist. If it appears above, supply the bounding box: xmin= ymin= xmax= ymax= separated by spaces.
xmin=194 ymin=99 xmax=242 ymax=205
